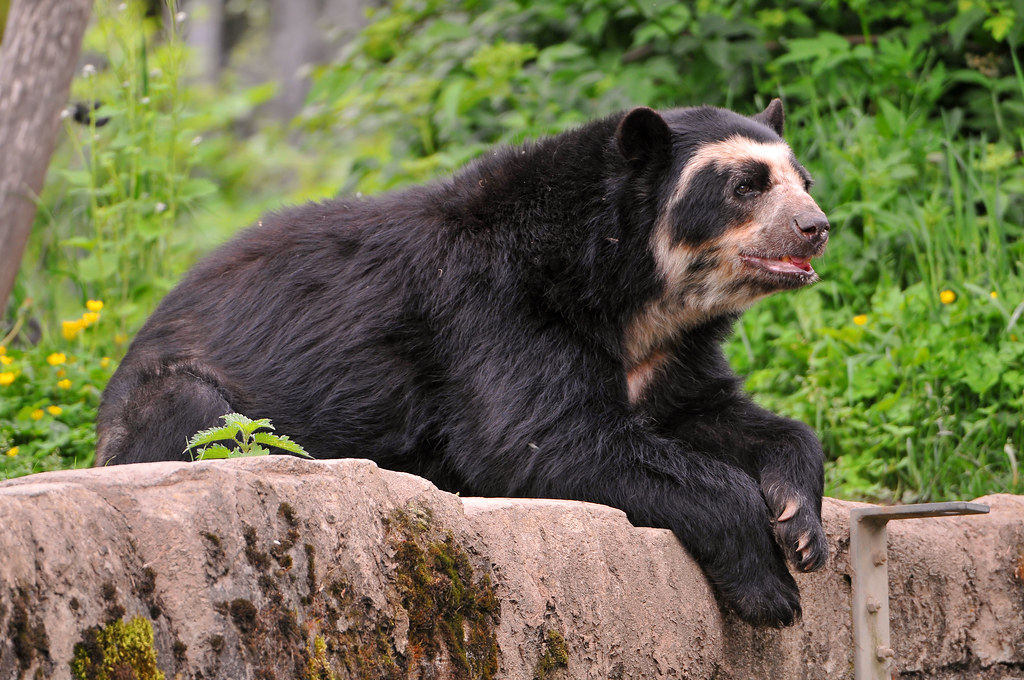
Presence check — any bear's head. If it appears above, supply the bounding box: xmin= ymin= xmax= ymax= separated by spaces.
xmin=617 ymin=100 xmax=829 ymax=395
xmin=616 ymin=100 xmax=829 ymax=316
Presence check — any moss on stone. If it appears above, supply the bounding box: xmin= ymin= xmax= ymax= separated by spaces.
xmin=390 ymin=510 xmax=499 ymax=679
xmin=207 ymin=634 xmax=225 ymax=654
xmin=8 ymin=585 xmax=50 ymax=672
xmin=99 ymin=582 xmax=126 ymax=623
xmin=278 ymin=502 xmax=298 ymax=527
xmin=137 ymin=567 xmax=161 ymax=619
xmin=302 ymin=543 xmax=317 ymax=606
xmin=200 ymin=503 xmax=498 ymax=679
xmin=70 ymin=616 xmax=164 ymax=680
xmin=243 ymin=525 xmax=271 ymax=572
xmin=533 ymin=629 xmax=568 ymax=680
xmin=305 ymin=635 xmax=337 ymax=680
xmin=228 ymin=598 xmax=259 ymax=639
xmin=171 ymin=639 xmax=188 ymax=664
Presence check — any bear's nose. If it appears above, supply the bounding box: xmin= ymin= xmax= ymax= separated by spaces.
xmin=792 ymin=211 xmax=830 ymax=241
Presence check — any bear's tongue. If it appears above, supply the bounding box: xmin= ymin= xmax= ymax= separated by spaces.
xmin=780 ymin=255 xmax=813 ymax=272
xmin=748 ymin=254 xmax=814 ymax=275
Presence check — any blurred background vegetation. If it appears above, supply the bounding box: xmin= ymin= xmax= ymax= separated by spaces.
xmin=2 ymin=0 xmax=1023 ymax=503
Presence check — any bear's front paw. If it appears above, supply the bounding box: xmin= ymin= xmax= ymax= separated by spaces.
xmin=724 ymin=549 xmax=803 ymax=627
xmin=767 ymin=492 xmax=828 ymax=573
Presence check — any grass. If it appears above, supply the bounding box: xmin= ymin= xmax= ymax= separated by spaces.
xmin=2 ymin=0 xmax=1023 ymax=502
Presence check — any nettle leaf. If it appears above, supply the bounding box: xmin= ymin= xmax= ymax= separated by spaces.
xmin=236 ymin=444 xmax=271 ymax=458
xmin=186 ymin=423 xmax=241 ymax=450
xmin=252 ymin=432 xmax=313 ymax=458
xmin=195 ymin=445 xmax=232 ymax=460
xmin=222 ymin=412 xmax=274 ymax=436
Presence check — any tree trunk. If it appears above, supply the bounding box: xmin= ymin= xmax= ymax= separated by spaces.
xmin=270 ymin=0 xmax=317 ymax=120
xmin=0 ymin=0 xmax=92 ymax=318
xmin=187 ymin=0 xmax=224 ymax=84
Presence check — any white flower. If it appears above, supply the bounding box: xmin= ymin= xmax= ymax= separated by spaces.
xmin=191 ymin=136 xmax=203 ymax=146
xmin=141 ymin=96 xmax=150 ymax=105
xmin=155 ymin=202 xmax=167 ymax=213
xmin=176 ymin=11 xmax=187 ymax=22
xmin=82 ymin=64 xmax=97 ymax=77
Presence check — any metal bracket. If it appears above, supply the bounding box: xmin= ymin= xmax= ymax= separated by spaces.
xmin=850 ymin=501 xmax=990 ymax=680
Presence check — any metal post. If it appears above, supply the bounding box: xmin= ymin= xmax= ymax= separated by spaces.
xmin=850 ymin=501 xmax=990 ymax=680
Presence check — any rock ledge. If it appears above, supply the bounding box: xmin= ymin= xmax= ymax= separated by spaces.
xmin=1 ymin=457 xmax=1021 ymax=679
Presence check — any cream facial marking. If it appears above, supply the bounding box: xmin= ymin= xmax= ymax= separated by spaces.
xmin=669 ymin=135 xmax=806 ymax=206
xmin=622 ymin=135 xmax=825 ymax=406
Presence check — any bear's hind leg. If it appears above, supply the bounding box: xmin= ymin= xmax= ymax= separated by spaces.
xmin=96 ymin=365 xmax=233 ymax=466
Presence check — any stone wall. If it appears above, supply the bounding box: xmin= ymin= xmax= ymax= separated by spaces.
xmin=0 ymin=457 xmax=1021 ymax=679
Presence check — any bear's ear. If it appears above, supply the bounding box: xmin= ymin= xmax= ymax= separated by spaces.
xmin=615 ymin=107 xmax=671 ymax=163
xmin=752 ymin=98 xmax=785 ymax=137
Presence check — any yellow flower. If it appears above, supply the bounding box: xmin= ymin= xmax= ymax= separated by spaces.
xmin=47 ymin=352 xmax=67 ymax=366
xmin=31 ymin=409 xmax=44 ymax=420
xmin=47 ymin=405 xmax=63 ymax=416
xmin=940 ymin=289 xmax=956 ymax=304
xmin=0 ymin=355 xmax=11 ymax=365
xmin=853 ymin=314 xmax=868 ymax=326
xmin=86 ymin=299 xmax=104 ymax=312
xmin=114 ymin=333 xmax=127 ymax=345
xmin=81 ymin=312 xmax=100 ymax=327
xmin=62 ymin=319 xmax=85 ymax=341
xmin=5 ymin=446 xmax=18 ymax=458
xmin=57 ymin=378 xmax=72 ymax=390
xmin=57 ymin=369 xmax=66 ymax=378
xmin=0 ymin=372 xmax=14 ymax=386
xmin=991 ymin=291 xmax=998 ymax=299
xmin=100 ymin=357 xmax=112 ymax=369
xmin=0 ymin=345 xmax=5 ymax=355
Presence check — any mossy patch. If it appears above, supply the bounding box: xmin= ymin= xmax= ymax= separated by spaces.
xmin=389 ymin=508 xmax=500 ymax=679
xmin=306 ymin=635 xmax=337 ymax=680
xmin=8 ymin=585 xmax=51 ymax=672
xmin=201 ymin=531 xmax=229 ymax=580
xmin=136 ymin=567 xmax=161 ymax=619
xmin=533 ymin=629 xmax=568 ymax=679
xmin=242 ymin=525 xmax=271 ymax=572
xmin=70 ymin=616 xmax=164 ymax=680
xmin=278 ymin=502 xmax=299 ymax=527
xmin=202 ymin=502 xmax=499 ymax=679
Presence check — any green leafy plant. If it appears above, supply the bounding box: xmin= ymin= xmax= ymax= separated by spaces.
xmin=185 ymin=413 xmax=311 ymax=461
xmin=1 ymin=299 xmax=115 ymax=478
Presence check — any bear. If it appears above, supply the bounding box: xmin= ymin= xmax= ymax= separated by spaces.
xmin=96 ymin=99 xmax=830 ymax=627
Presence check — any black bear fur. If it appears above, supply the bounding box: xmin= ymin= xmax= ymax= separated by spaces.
xmin=96 ymin=100 xmax=830 ymax=627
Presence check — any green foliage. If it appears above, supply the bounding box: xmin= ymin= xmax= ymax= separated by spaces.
xmin=4 ymin=0 xmax=1024 ymax=501
xmin=50 ymin=0 xmax=211 ymax=335
xmin=0 ymin=299 xmax=113 ymax=477
xmin=186 ymin=413 xmax=312 ymax=460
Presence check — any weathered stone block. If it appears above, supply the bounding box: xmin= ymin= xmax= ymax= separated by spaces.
xmin=0 ymin=458 xmax=1020 ymax=679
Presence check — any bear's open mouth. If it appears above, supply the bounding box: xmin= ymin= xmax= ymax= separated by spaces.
xmin=739 ymin=254 xmax=817 ymax=279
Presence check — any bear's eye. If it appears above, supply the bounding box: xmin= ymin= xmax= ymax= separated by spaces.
xmin=734 ymin=183 xmax=758 ymax=198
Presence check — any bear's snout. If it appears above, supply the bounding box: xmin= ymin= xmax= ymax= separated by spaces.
xmin=791 ymin=209 xmax=830 ymax=245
